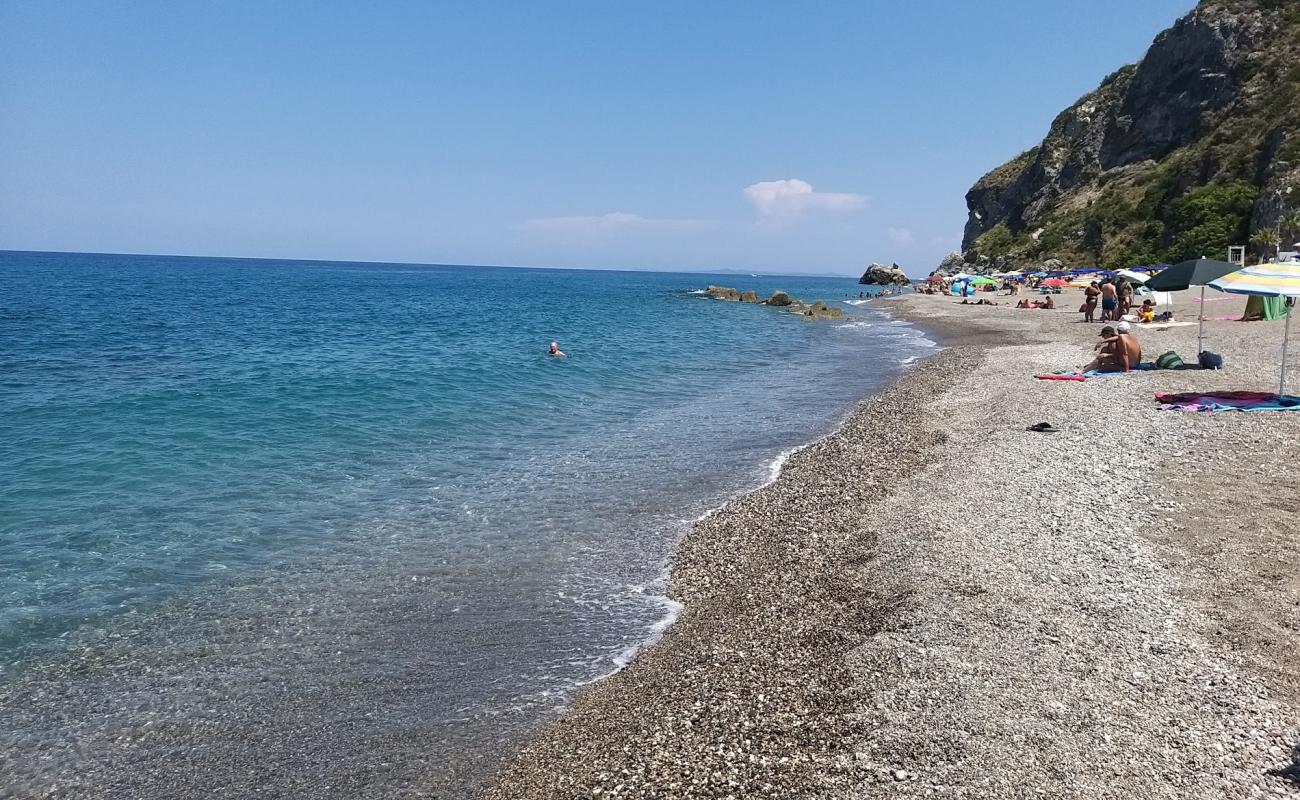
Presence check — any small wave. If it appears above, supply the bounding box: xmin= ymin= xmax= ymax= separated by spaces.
xmin=836 ymin=319 xmax=875 ymax=331
xmin=607 ymin=595 xmax=683 ymax=672
xmin=764 ymin=443 xmax=807 ymax=486
xmin=687 ymin=289 xmax=707 ymax=295
xmin=841 ymin=299 xmax=871 ymax=306
xmin=577 ymin=587 xmax=683 ymax=687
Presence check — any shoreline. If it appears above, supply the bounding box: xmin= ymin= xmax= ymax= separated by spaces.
xmin=561 ymin=304 xmax=946 ymax=709
xmin=484 ymin=292 xmax=1300 ymax=798
xmin=552 ymin=307 xmax=948 ymax=734
xmin=483 ymin=301 xmax=1014 ymax=797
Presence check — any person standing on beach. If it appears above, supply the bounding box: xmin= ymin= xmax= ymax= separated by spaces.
xmin=1099 ymin=280 xmax=1118 ymax=321
xmin=1083 ymin=281 xmax=1101 ymax=323
xmin=1117 ymin=277 xmax=1134 ymax=315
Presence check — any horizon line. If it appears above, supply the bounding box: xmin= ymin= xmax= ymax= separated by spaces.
xmin=0 ymin=248 xmax=867 ymax=280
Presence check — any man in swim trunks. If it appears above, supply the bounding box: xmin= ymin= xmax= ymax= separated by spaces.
xmin=548 ymin=341 xmax=566 ymax=357
xmin=1099 ymin=280 xmax=1119 ymax=321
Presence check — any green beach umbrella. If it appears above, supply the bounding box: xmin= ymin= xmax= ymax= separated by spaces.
xmin=968 ymin=276 xmax=997 ymax=286
xmin=1147 ymin=258 xmax=1244 ymax=355
xmin=1145 ymin=259 xmax=1240 ymax=292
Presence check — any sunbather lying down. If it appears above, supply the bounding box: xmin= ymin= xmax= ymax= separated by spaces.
xmin=957 ymin=298 xmax=997 ymax=306
xmin=1016 ymin=296 xmax=1054 ymax=309
xmin=1081 ymin=324 xmax=1142 ymax=373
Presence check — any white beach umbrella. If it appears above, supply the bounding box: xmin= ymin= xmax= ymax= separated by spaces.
xmin=1116 ymin=269 xmax=1149 ymax=284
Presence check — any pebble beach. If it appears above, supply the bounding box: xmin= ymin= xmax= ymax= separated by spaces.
xmin=485 ymin=291 xmax=1300 ymax=799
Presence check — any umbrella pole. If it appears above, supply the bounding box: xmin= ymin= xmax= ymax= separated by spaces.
xmin=1197 ymin=285 xmax=1205 ymax=354
xmin=1283 ymin=302 xmax=1293 ymax=397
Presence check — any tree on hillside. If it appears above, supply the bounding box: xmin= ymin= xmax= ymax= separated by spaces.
xmin=1254 ymin=227 xmax=1280 ymax=260
xmin=1282 ymin=211 xmax=1300 ymax=245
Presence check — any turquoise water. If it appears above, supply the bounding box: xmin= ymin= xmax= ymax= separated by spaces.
xmin=0 ymin=251 xmax=931 ymax=798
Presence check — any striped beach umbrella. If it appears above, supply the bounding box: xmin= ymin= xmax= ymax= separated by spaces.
xmin=1209 ymin=264 xmax=1300 ymax=395
xmin=1208 ymin=262 xmax=1300 ymax=297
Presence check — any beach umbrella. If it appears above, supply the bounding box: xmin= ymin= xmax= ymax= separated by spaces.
xmin=926 ymin=274 xmax=944 ymax=283
xmin=969 ymin=276 xmax=997 ymax=286
xmin=1150 ymin=259 xmax=1257 ymax=354
xmin=1145 ymin=259 xmax=1241 ymax=292
xmin=1116 ymin=269 xmax=1149 ymax=284
xmin=1208 ymin=263 xmax=1300 ymax=394
xmin=1042 ymin=278 xmax=1068 ymax=288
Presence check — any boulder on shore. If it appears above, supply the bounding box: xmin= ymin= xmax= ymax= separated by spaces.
xmin=696 ymin=286 xmax=842 ymax=320
xmin=705 ymin=285 xmax=742 ymax=301
xmin=802 ymin=301 xmax=844 ymax=320
xmin=858 ymin=262 xmax=911 ymax=286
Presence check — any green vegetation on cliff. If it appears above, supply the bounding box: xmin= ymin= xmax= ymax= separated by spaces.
xmin=962 ymin=0 xmax=1300 ymax=268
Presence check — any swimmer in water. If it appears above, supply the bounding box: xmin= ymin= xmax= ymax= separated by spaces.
xmin=548 ymin=341 xmax=566 ymax=357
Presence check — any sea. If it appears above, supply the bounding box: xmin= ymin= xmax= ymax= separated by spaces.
xmin=0 ymin=250 xmax=934 ymax=798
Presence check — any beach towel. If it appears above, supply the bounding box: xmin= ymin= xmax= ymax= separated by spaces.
xmin=1136 ymin=320 xmax=1197 ymax=328
xmin=1155 ymin=391 xmax=1300 ymax=412
xmin=1243 ymin=295 xmax=1287 ymax=322
xmin=1034 ymin=363 xmax=1157 ymax=381
xmin=1035 ymin=373 xmax=1087 ymax=381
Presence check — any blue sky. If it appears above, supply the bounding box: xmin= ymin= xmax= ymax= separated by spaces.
xmin=1 ymin=1 xmax=1195 ymax=275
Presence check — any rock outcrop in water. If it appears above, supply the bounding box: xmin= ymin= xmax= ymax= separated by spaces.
xmin=858 ymin=262 xmax=911 ymax=286
xmin=958 ymin=0 xmax=1300 ymax=270
xmin=701 ymin=286 xmax=843 ymax=319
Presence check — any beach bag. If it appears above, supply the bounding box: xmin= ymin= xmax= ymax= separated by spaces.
xmin=1155 ymin=351 xmax=1184 ymax=370
xmin=1199 ymin=351 xmax=1223 ymax=370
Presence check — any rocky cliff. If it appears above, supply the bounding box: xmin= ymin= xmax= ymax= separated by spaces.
xmin=961 ymin=0 xmax=1300 ymax=269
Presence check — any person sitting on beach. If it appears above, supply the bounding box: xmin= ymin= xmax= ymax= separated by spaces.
xmin=1082 ymin=324 xmax=1141 ymax=373
xmin=1034 ymin=294 xmax=1056 ymax=310
xmin=1016 ymin=298 xmax=1033 ymax=309
xmin=548 ymin=341 xmax=566 ymax=357
xmin=1137 ymin=298 xmax=1156 ymax=323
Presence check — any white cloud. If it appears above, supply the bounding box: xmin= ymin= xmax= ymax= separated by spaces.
xmin=743 ymin=179 xmax=868 ymax=224
xmin=887 ymin=226 xmax=915 ymax=247
xmin=519 ymin=212 xmax=711 ymax=243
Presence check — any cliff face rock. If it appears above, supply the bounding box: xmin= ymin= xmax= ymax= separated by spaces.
xmin=858 ymin=262 xmax=911 ymax=285
xmin=963 ymin=0 xmax=1299 ymax=268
